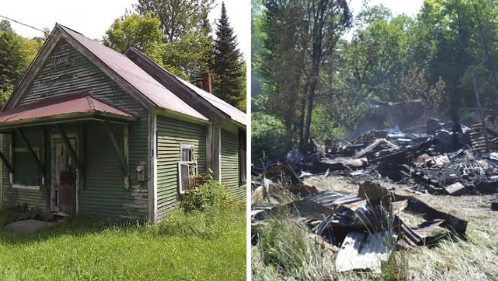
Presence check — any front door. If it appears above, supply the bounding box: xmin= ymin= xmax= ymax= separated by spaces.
xmin=51 ymin=138 xmax=77 ymax=214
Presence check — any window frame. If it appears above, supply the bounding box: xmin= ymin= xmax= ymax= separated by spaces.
xmin=178 ymin=144 xmax=198 ymax=194
xmin=12 ymin=134 xmax=43 ymax=190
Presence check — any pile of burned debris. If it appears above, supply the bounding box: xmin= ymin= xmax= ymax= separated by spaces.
xmin=251 ymin=179 xmax=468 ymax=273
xmin=303 ymin=119 xmax=498 ymax=195
xmin=251 ymin=119 xmax=498 ymax=273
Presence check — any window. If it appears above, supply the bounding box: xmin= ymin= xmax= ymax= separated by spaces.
xmin=178 ymin=145 xmax=197 ymax=194
xmin=13 ymin=136 xmax=43 ymax=189
xmin=181 ymin=145 xmax=194 ymax=162
xmin=239 ymin=130 xmax=246 ymax=184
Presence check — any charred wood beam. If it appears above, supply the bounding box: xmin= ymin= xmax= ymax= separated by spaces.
xmin=16 ymin=128 xmax=45 ymax=173
xmin=55 ymin=124 xmax=84 ymax=173
xmin=100 ymin=121 xmax=128 ymax=177
xmin=393 ymin=215 xmax=422 ymax=246
xmin=369 ymin=138 xmax=437 ymax=164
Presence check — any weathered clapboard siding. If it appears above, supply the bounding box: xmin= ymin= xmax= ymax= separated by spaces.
xmin=78 ymin=122 xmax=148 ymax=218
xmin=156 ymin=115 xmax=206 ymax=219
xmin=18 ymin=40 xmax=145 ymax=115
xmin=221 ymin=129 xmax=244 ymax=199
xmin=1 ymin=130 xmax=48 ymax=211
xmin=2 ymin=41 xmax=150 ymax=219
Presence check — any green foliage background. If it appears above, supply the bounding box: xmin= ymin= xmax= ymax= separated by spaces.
xmin=251 ymin=0 xmax=498 ymax=161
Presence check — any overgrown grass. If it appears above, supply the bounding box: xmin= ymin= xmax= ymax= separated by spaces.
xmin=252 ymin=210 xmax=412 ymax=281
xmin=253 ymin=177 xmax=498 ymax=280
xmin=252 ymin=210 xmax=339 ymax=281
xmin=0 ymin=182 xmax=246 ymax=281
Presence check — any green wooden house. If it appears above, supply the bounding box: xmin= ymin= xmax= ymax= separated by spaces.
xmin=0 ymin=24 xmax=246 ymax=222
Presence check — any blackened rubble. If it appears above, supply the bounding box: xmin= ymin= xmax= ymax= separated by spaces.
xmin=251 ymin=118 xmax=498 ymax=273
xmin=299 ymin=119 xmax=498 ymax=195
xmin=251 ymin=178 xmax=469 ymax=273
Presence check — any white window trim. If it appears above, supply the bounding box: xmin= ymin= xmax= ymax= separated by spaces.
xmin=178 ymin=161 xmax=198 ymax=194
xmin=180 ymin=144 xmax=195 ymax=161
xmin=12 ymin=184 xmax=40 ymax=190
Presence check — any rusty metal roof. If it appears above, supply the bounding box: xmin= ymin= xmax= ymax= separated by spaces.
xmin=58 ymin=25 xmax=207 ymax=121
xmin=124 ymin=47 xmax=246 ymax=126
xmin=177 ymin=77 xmax=247 ymax=126
xmin=0 ymin=93 xmax=136 ymax=127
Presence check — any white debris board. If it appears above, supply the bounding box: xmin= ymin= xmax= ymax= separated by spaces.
xmin=335 ymin=231 xmax=394 ymax=273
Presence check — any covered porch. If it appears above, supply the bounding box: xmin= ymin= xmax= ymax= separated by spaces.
xmin=0 ymin=93 xmax=137 ymax=216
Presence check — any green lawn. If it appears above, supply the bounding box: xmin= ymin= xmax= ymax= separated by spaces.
xmin=0 ymin=209 xmax=246 ymax=281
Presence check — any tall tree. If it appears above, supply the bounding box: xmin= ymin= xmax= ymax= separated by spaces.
xmin=103 ymin=13 xmax=165 ymax=66
xmin=251 ymin=0 xmax=265 ymax=112
xmin=418 ymin=0 xmax=475 ymax=125
xmin=256 ymin=0 xmax=352 ymax=153
xmin=211 ymin=2 xmax=246 ymax=110
xmin=258 ymin=0 xmax=311 ymax=151
xmin=103 ymin=12 xmax=212 ymax=80
xmin=132 ymin=0 xmax=214 ymax=80
xmin=134 ymin=0 xmax=214 ymax=43
xmin=162 ymin=31 xmax=214 ymax=79
xmin=0 ymin=20 xmax=43 ymax=106
xmin=299 ymin=0 xmax=352 ymax=153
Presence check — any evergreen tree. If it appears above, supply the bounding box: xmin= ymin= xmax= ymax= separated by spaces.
xmin=211 ymin=2 xmax=245 ymax=111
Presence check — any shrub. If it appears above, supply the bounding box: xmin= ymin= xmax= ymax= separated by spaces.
xmin=155 ymin=174 xmax=244 ymax=240
xmin=180 ymin=179 xmax=241 ymax=213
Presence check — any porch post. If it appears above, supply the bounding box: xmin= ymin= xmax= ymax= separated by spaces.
xmin=209 ymin=121 xmax=221 ymax=181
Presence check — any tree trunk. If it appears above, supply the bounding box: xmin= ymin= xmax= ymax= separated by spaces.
xmin=299 ymin=0 xmax=327 ymax=154
xmin=298 ymin=83 xmax=309 ymax=152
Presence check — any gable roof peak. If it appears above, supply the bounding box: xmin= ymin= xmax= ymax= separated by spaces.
xmin=3 ymin=24 xmax=207 ymax=122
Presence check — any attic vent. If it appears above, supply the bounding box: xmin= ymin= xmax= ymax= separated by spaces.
xmin=178 ymin=145 xmax=197 ymax=194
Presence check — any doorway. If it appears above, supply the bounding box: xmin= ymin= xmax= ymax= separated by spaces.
xmin=50 ymin=137 xmax=77 ymax=214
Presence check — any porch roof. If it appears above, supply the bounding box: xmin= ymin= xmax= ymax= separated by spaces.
xmin=0 ymin=93 xmax=136 ymax=129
